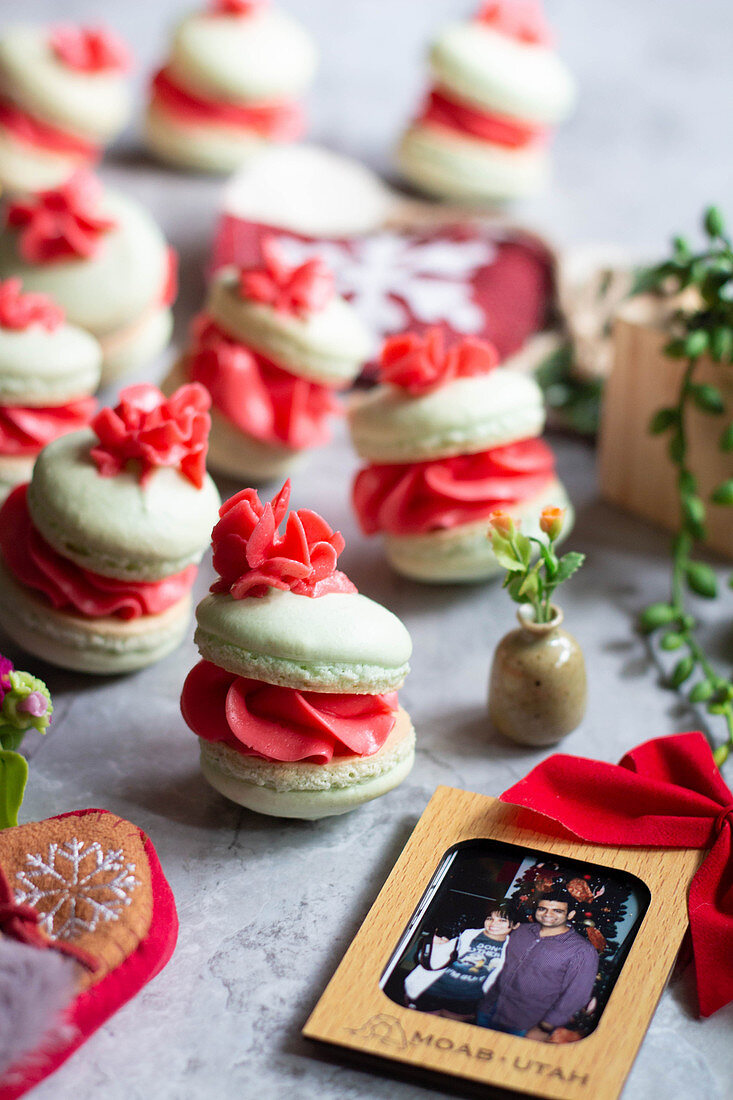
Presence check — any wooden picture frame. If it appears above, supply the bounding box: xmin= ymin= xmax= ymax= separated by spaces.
xmin=304 ymin=787 xmax=703 ymax=1100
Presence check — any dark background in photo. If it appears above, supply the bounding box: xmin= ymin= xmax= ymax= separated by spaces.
xmin=381 ymin=839 xmax=651 ymax=1040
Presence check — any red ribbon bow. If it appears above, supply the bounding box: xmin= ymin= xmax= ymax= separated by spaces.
xmin=500 ymin=732 xmax=733 ymax=1016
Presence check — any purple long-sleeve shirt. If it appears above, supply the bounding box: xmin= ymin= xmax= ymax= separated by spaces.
xmin=479 ymin=922 xmax=598 ymax=1031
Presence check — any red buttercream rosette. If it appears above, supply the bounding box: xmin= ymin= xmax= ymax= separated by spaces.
xmin=182 ymin=661 xmax=396 ymax=763
xmin=240 ymin=236 xmax=335 ymax=317
xmin=188 ymin=315 xmax=340 ymax=449
xmin=380 ymin=327 xmax=498 ymax=395
xmin=211 ymin=480 xmax=356 ymax=599
xmin=5 ymin=173 xmax=116 ymax=264
xmin=209 ymin=0 xmax=268 ymax=14
xmin=0 ymin=278 xmax=64 ymax=332
xmin=49 ymin=26 xmax=132 ymax=73
xmin=90 ymin=383 xmax=211 ymax=488
xmin=475 ymin=0 xmax=553 ymax=46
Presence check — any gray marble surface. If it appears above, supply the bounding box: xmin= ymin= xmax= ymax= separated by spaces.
xmin=4 ymin=1 xmax=733 ymax=1098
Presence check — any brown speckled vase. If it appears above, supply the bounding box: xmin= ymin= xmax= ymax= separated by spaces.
xmin=488 ymin=604 xmax=586 ymax=746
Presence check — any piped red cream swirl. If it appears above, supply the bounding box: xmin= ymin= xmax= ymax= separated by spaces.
xmin=188 ymin=315 xmax=340 ymax=449
xmin=0 ymin=399 xmax=98 ymax=457
xmin=151 ymin=68 xmax=304 ymax=140
xmin=181 ymin=660 xmax=397 ymax=763
xmin=0 ymin=99 xmax=99 ymax=158
xmin=420 ymin=89 xmax=545 ymax=148
xmin=353 ymin=438 xmax=556 ymax=536
xmin=0 ymin=485 xmax=196 ymax=619
xmin=380 ymin=328 xmax=498 ymax=395
xmin=0 ymin=278 xmax=64 ymax=331
xmin=211 ymin=480 xmax=356 ymax=599
xmin=5 ymin=173 xmax=116 ymax=263
xmin=474 ymin=0 xmax=553 ymax=46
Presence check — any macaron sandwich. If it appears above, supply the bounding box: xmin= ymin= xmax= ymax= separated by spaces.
xmin=0 ymin=383 xmax=220 ymax=674
xmin=0 ymin=172 xmax=176 ymax=384
xmin=165 ymin=236 xmax=370 ymax=482
xmin=181 ymin=481 xmax=415 ymax=819
xmin=349 ymin=327 xmax=571 ymax=583
xmin=0 ymin=278 xmax=100 ymax=505
xmin=146 ymin=0 xmax=317 ymax=173
xmin=0 ymin=23 xmax=132 ymax=194
xmin=397 ymin=0 xmax=575 ymax=203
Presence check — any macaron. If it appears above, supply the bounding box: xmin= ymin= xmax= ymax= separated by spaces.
xmin=348 ymin=327 xmax=572 ymax=583
xmin=0 ymin=24 xmax=132 ymax=194
xmin=181 ymin=480 xmax=415 ymax=819
xmin=164 ymin=237 xmax=370 ymax=482
xmin=0 ymin=383 xmax=221 ymax=674
xmin=397 ymin=0 xmax=575 ymax=203
xmin=0 ymin=277 xmax=101 ymax=504
xmin=0 ymin=172 xmax=176 ymax=384
xmin=146 ymin=0 xmax=317 ymax=173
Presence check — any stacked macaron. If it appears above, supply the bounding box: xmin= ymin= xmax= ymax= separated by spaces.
xmin=349 ymin=328 xmax=571 ymax=583
xmin=397 ymin=0 xmax=575 ymax=202
xmin=181 ymin=481 xmax=415 ymax=819
xmin=0 ymin=172 xmax=176 ymax=384
xmin=0 ymin=278 xmax=100 ymax=504
xmin=0 ymin=383 xmax=221 ymax=674
xmin=166 ymin=236 xmax=370 ymax=481
xmin=146 ymin=0 xmax=317 ymax=173
xmin=0 ymin=24 xmax=131 ymax=194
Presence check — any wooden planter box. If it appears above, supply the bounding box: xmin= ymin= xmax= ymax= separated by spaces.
xmin=598 ymin=297 xmax=733 ymax=559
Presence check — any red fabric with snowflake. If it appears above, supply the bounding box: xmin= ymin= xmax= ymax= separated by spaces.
xmin=49 ymin=26 xmax=131 ymax=73
xmin=211 ymin=480 xmax=355 ymax=599
xmin=5 ymin=174 xmax=115 ymax=264
xmin=0 ymin=279 xmax=64 ymax=332
xmin=90 ymin=383 xmax=211 ymax=488
xmin=187 ymin=315 xmax=341 ymax=449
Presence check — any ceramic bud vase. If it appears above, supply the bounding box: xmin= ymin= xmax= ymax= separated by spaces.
xmin=488 ymin=604 xmax=586 ymax=746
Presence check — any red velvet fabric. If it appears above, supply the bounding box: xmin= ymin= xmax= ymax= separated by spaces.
xmin=500 ymin=732 xmax=733 ymax=1017
xmin=420 ymin=89 xmax=545 ymax=148
xmin=0 ymin=809 xmax=178 ymax=1100
xmin=181 ymin=660 xmax=397 ymax=763
xmin=151 ymin=68 xmax=304 ymax=139
xmin=353 ymin=438 xmax=555 ymax=536
xmin=0 ymin=485 xmax=197 ymax=620
xmin=0 ymin=399 xmax=97 ymax=457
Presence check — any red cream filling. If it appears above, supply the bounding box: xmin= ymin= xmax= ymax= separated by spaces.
xmin=188 ymin=317 xmax=341 ymax=450
xmin=0 ymin=397 xmax=97 ymax=457
xmin=353 ymin=438 xmax=556 ymax=536
xmin=0 ymin=484 xmax=197 ymax=620
xmin=181 ymin=659 xmax=398 ymax=764
xmin=151 ymin=67 xmax=305 ymax=139
xmin=419 ymin=88 xmax=546 ymax=149
xmin=0 ymin=98 xmax=99 ymax=159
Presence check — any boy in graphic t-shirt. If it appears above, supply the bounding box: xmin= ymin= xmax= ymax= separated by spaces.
xmin=404 ymin=906 xmax=518 ymax=1021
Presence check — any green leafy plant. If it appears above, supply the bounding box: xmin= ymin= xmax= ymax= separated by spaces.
xmin=0 ymin=660 xmax=52 ymax=827
xmin=488 ymin=506 xmax=585 ymax=623
xmin=636 ymin=206 xmax=733 ymax=765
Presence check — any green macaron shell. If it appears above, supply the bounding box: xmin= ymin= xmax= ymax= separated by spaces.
xmin=0 ymin=191 xmax=169 ymax=337
xmin=0 ymin=320 xmax=101 ymax=404
xmin=208 ymin=268 xmax=371 ymax=387
xmin=349 ymin=367 xmax=546 ymax=464
xmin=195 ymin=587 xmax=412 ymax=693
xmin=28 ymin=429 xmax=221 ymax=581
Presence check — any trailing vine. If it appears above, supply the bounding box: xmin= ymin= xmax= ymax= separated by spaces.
xmin=636 ymin=207 xmax=733 ymax=765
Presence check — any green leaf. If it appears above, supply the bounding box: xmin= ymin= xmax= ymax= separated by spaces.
xmin=692 ymin=383 xmax=725 ymax=414
xmin=719 ymin=279 xmax=733 ymax=302
xmin=670 ymin=655 xmax=695 ymax=687
xmin=649 ymin=408 xmax=678 ymax=434
xmin=514 ymin=532 xmax=533 ymax=569
xmin=710 ymin=327 xmax=733 ymax=362
xmin=704 ymin=206 xmax=726 ymax=238
xmin=553 ymin=552 xmax=586 ymax=585
xmin=0 ymin=750 xmax=27 ymax=830
xmin=683 ymin=495 xmax=706 ymax=527
xmin=719 ymin=424 xmax=733 ymax=452
xmin=684 ymin=330 xmax=709 ymax=358
xmin=711 ymin=479 xmax=733 ymax=505
xmin=492 ymin=545 xmax=525 ymax=573
xmin=678 ymin=469 xmax=698 ymax=496
xmin=506 ymin=575 xmax=526 ymax=602
xmin=685 ymin=560 xmax=718 ymax=598
xmin=668 ymin=433 xmax=685 ymax=463
xmin=664 ymin=338 xmax=688 ymax=359
xmin=639 ymin=602 xmax=677 ymax=633
xmin=518 ymin=571 xmax=540 ymax=600
xmin=707 ymin=701 xmax=731 ymax=716
xmin=0 ymin=728 xmax=23 ymax=751
xmin=672 ymin=530 xmax=693 ymax=558
xmin=660 ymin=631 xmax=684 ymax=651
xmin=690 ymin=679 xmax=716 ymax=703
xmin=713 ymin=743 xmax=730 ymax=767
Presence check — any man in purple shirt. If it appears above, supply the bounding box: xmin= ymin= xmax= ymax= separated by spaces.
xmin=476 ymin=889 xmax=598 ymax=1041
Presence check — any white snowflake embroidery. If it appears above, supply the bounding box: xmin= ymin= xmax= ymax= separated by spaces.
xmin=14 ymin=838 xmax=140 ymax=941
xmin=278 ymin=231 xmax=497 ymax=339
